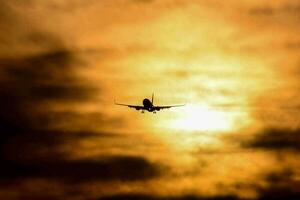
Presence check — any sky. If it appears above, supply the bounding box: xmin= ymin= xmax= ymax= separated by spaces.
xmin=0 ymin=0 xmax=300 ymax=199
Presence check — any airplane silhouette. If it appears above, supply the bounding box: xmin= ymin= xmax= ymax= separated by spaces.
xmin=115 ymin=93 xmax=185 ymax=113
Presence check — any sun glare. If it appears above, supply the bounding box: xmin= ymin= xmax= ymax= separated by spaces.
xmin=169 ymin=104 xmax=236 ymax=132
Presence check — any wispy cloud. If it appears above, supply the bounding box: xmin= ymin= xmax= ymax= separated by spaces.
xmin=242 ymin=128 xmax=300 ymax=151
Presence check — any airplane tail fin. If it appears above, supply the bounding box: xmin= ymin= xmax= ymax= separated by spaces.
xmin=151 ymin=93 xmax=154 ymax=105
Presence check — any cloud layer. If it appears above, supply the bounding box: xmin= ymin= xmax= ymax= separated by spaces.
xmin=0 ymin=0 xmax=299 ymax=199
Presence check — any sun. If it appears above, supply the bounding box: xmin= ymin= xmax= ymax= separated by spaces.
xmin=168 ymin=104 xmax=236 ymax=132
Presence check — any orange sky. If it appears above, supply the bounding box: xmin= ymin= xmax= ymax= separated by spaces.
xmin=0 ymin=0 xmax=300 ymax=200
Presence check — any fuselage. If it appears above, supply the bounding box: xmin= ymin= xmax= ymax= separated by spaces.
xmin=115 ymin=94 xmax=182 ymax=113
xmin=143 ymin=98 xmax=154 ymax=112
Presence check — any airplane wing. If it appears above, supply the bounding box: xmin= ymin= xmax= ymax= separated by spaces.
xmin=114 ymin=101 xmax=145 ymax=110
xmin=153 ymin=104 xmax=185 ymax=110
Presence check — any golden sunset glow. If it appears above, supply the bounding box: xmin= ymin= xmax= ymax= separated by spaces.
xmin=1 ymin=0 xmax=300 ymax=200
xmin=169 ymin=104 xmax=235 ymax=132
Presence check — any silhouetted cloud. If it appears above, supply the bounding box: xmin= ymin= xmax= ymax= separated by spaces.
xmin=0 ymin=34 xmax=125 ymax=186
xmin=0 ymin=1 xmax=12 ymax=24
xmin=23 ymin=31 xmax=70 ymax=52
xmin=257 ymin=169 xmax=300 ymax=200
xmin=1 ymin=155 xmax=162 ymax=183
xmin=242 ymin=128 xmax=300 ymax=151
xmin=0 ymin=46 xmax=103 ymax=131
xmin=95 ymin=194 xmax=238 ymax=200
xmin=249 ymin=3 xmax=300 ymax=17
xmin=1 ymin=0 xmax=99 ymax=12
xmin=249 ymin=6 xmax=274 ymax=15
xmin=1 ymin=130 xmax=119 ymax=162
xmin=285 ymin=41 xmax=300 ymax=50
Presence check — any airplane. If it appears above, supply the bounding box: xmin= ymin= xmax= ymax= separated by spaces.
xmin=114 ymin=93 xmax=185 ymax=113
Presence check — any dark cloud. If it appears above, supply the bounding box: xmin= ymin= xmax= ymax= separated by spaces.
xmin=0 ymin=1 xmax=45 ymax=57
xmin=0 ymin=48 xmax=100 ymax=132
xmin=249 ymin=6 xmax=274 ymax=15
xmin=0 ymin=33 xmax=125 ymax=186
xmin=95 ymin=194 xmax=238 ymax=200
xmin=257 ymin=169 xmax=300 ymax=200
xmin=0 ymin=1 xmax=19 ymax=49
xmin=3 ymin=0 xmax=99 ymax=12
xmin=29 ymin=83 xmax=96 ymax=102
xmin=242 ymin=128 xmax=300 ymax=151
xmin=1 ymin=154 xmax=162 ymax=183
xmin=281 ymin=3 xmax=300 ymax=14
xmin=23 ymin=32 xmax=68 ymax=51
xmin=0 ymin=1 xmax=13 ymax=24
xmin=285 ymin=41 xmax=300 ymax=50
xmin=131 ymin=0 xmax=155 ymax=4
xmin=0 ymin=124 xmax=140 ymax=184
xmin=34 ymin=111 xmax=124 ymax=131
xmin=0 ymin=110 xmax=124 ymax=165
xmin=1 ymin=130 xmax=119 ymax=163
xmin=249 ymin=3 xmax=300 ymax=16
xmin=0 ymin=50 xmax=76 ymax=152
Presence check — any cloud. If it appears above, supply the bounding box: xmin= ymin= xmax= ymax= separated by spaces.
xmin=34 ymin=111 xmax=124 ymax=132
xmin=1 ymin=154 xmax=163 ymax=183
xmin=0 ymin=1 xmax=13 ymax=24
xmin=95 ymin=194 xmax=238 ymax=200
xmin=0 ymin=33 xmax=125 ymax=186
xmin=0 ymin=0 xmax=299 ymax=199
xmin=285 ymin=41 xmax=300 ymax=50
xmin=249 ymin=6 xmax=274 ymax=15
xmin=249 ymin=3 xmax=300 ymax=16
xmin=1 ymin=130 xmax=119 ymax=162
xmin=257 ymin=169 xmax=300 ymax=200
xmin=0 ymin=46 xmax=102 ymax=131
xmin=242 ymin=128 xmax=300 ymax=151
xmin=1 ymin=123 xmax=154 ymax=183
xmin=131 ymin=0 xmax=155 ymax=4
xmin=247 ymin=2 xmax=300 ymax=31
xmin=2 ymin=0 xmax=99 ymax=12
